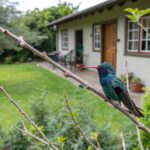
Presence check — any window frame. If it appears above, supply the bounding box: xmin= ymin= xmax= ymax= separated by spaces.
xmin=125 ymin=16 xmax=150 ymax=57
xmin=61 ymin=30 xmax=68 ymax=50
xmin=93 ymin=24 xmax=102 ymax=52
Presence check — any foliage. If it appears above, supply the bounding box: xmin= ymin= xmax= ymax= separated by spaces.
xmin=16 ymin=2 xmax=79 ymax=53
xmin=131 ymin=76 xmax=143 ymax=84
xmin=124 ymin=8 xmax=150 ymax=23
xmin=0 ymin=91 xmax=128 ymax=150
xmin=141 ymin=89 xmax=150 ymax=149
xmin=120 ymin=72 xmax=134 ymax=83
xmin=4 ymin=55 xmax=14 ymax=64
xmin=0 ymin=0 xmax=79 ymax=62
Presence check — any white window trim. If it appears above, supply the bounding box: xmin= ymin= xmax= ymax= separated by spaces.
xmin=93 ymin=24 xmax=101 ymax=51
xmin=127 ymin=21 xmax=139 ymax=52
xmin=61 ymin=30 xmax=68 ymax=50
xmin=127 ymin=17 xmax=150 ymax=53
xmin=140 ymin=16 xmax=150 ymax=52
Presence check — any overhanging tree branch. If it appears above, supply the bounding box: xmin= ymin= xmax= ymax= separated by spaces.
xmin=0 ymin=26 xmax=150 ymax=136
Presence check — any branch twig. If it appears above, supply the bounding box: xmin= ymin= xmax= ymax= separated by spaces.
xmin=0 ymin=26 xmax=150 ymax=135
xmin=136 ymin=125 xmax=144 ymax=150
xmin=0 ymin=86 xmax=59 ymax=150
xmin=64 ymin=96 xmax=98 ymax=150
xmin=120 ymin=131 xmax=126 ymax=150
xmin=16 ymin=127 xmax=49 ymax=145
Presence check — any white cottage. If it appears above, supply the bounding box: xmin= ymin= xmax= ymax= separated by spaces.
xmin=48 ymin=0 xmax=150 ymax=87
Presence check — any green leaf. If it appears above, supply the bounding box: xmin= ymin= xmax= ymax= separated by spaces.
xmin=141 ymin=8 xmax=150 ymax=16
xmin=90 ymin=132 xmax=98 ymax=140
xmin=87 ymin=146 xmax=92 ymax=150
xmin=124 ymin=8 xmax=134 ymax=13
xmin=57 ymin=136 xmax=67 ymax=143
xmin=126 ymin=15 xmax=137 ymax=22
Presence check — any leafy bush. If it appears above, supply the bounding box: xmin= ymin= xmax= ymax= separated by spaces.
xmin=0 ymin=92 xmax=136 ymax=149
xmin=141 ymin=89 xmax=150 ymax=149
xmin=15 ymin=50 xmax=31 ymax=62
xmin=4 ymin=56 xmax=14 ymax=64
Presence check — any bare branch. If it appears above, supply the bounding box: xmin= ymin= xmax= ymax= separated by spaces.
xmin=16 ymin=127 xmax=49 ymax=145
xmin=95 ymin=135 xmax=101 ymax=150
xmin=120 ymin=131 xmax=126 ymax=150
xmin=0 ymin=26 xmax=150 ymax=136
xmin=136 ymin=125 xmax=144 ymax=150
xmin=0 ymin=86 xmax=59 ymax=150
xmin=64 ymin=96 xmax=98 ymax=150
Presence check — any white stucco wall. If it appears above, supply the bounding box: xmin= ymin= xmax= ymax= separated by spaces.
xmin=56 ymin=0 xmax=150 ymax=87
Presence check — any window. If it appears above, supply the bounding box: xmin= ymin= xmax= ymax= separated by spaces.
xmin=126 ymin=16 xmax=150 ymax=56
xmin=62 ymin=30 xmax=68 ymax=50
xmin=93 ymin=24 xmax=101 ymax=51
xmin=140 ymin=17 xmax=150 ymax=52
xmin=127 ymin=21 xmax=139 ymax=52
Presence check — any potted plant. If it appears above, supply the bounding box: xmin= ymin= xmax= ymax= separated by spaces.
xmin=131 ymin=76 xmax=144 ymax=93
xmin=120 ymin=72 xmax=134 ymax=87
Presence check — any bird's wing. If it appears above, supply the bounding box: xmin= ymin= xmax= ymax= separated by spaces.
xmin=111 ymin=77 xmax=143 ymax=117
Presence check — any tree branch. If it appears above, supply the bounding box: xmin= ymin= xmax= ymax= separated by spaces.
xmin=136 ymin=125 xmax=144 ymax=150
xmin=0 ymin=86 xmax=59 ymax=150
xmin=64 ymin=96 xmax=98 ymax=150
xmin=16 ymin=127 xmax=49 ymax=145
xmin=0 ymin=26 xmax=150 ymax=136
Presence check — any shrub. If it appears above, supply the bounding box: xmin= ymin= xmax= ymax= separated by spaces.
xmin=0 ymin=92 xmax=136 ymax=149
xmin=4 ymin=56 xmax=14 ymax=64
xmin=141 ymin=89 xmax=150 ymax=149
xmin=15 ymin=50 xmax=31 ymax=62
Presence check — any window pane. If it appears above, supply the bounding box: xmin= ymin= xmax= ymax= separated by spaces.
xmin=133 ymin=41 xmax=138 ymax=50
xmin=134 ymin=31 xmax=139 ymax=39
xmin=148 ymin=41 xmax=150 ymax=51
xmin=127 ymin=21 xmax=139 ymax=52
xmin=93 ymin=24 xmax=101 ymax=50
xmin=129 ymin=22 xmax=138 ymax=30
xmin=140 ymin=17 xmax=150 ymax=52
xmin=128 ymin=42 xmax=132 ymax=50
xmin=129 ymin=32 xmax=133 ymax=40
xmin=62 ymin=30 xmax=68 ymax=49
xmin=142 ymin=41 xmax=146 ymax=50
xmin=142 ymin=30 xmax=146 ymax=39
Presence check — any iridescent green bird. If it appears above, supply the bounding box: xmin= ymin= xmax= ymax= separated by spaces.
xmin=83 ymin=62 xmax=143 ymax=117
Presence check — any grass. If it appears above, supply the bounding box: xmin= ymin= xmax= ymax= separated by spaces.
xmin=0 ymin=63 xmax=134 ymax=132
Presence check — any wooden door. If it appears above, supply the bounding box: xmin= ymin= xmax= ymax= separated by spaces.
xmin=103 ymin=23 xmax=117 ymax=68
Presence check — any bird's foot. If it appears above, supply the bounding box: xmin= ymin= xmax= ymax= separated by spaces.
xmin=113 ymin=101 xmax=122 ymax=108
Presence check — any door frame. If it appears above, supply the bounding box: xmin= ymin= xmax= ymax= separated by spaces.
xmin=101 ymin=20 xmax=117 ymax=69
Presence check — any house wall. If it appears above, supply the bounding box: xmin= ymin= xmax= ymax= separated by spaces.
xmin=57 ymin=0 xmax=150 ymax=87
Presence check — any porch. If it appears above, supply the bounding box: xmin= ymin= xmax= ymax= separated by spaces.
xmin=37 ymin=61 xmax=144 ymax=107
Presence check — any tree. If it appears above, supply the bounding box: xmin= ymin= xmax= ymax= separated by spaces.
xmin=18 ymin=2 xmax=79 ymax=52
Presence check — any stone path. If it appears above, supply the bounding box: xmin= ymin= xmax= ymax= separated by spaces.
xmin=37 ymin=61 xmax=144 ymax=107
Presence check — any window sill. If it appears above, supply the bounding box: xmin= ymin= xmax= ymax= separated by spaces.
xmin=62 ymin=48 xmax=68 ymax=51
xmin=124 ymin=51 xmax=150 ymax=58
xmin=93 ymin=49 xmax=101 ymax=52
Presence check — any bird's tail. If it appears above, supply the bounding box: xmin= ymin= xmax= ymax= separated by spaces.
xmin=132 ymin=102 xmax=144 ymax=117
xmin=121 ymin=92 xmax=144 ymax=117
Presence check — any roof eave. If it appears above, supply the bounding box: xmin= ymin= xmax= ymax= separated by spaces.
xmin=48 ymin=0 xmax=125 ymax=27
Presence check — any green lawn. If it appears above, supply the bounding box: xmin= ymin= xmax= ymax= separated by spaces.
xmin=0 ymin=63 xmax=133 ymax=132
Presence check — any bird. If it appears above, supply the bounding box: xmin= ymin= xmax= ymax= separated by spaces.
xmin=82 ymin=62 xmax=143 ymax=117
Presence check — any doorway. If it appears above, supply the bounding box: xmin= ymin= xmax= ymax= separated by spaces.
xmin=75 ymin=30 xmax=83 ymax=64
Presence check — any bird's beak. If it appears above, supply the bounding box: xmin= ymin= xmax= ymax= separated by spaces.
xmin=81 ymin=66 xmax=98 ymax=69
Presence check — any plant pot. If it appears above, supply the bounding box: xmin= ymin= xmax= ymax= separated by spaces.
xmin=131 ymin=83 xmax=144 ymax=93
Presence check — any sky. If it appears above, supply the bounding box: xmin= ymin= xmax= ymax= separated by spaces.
xmin=10 ymin=0 xmax=107 ymax=12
